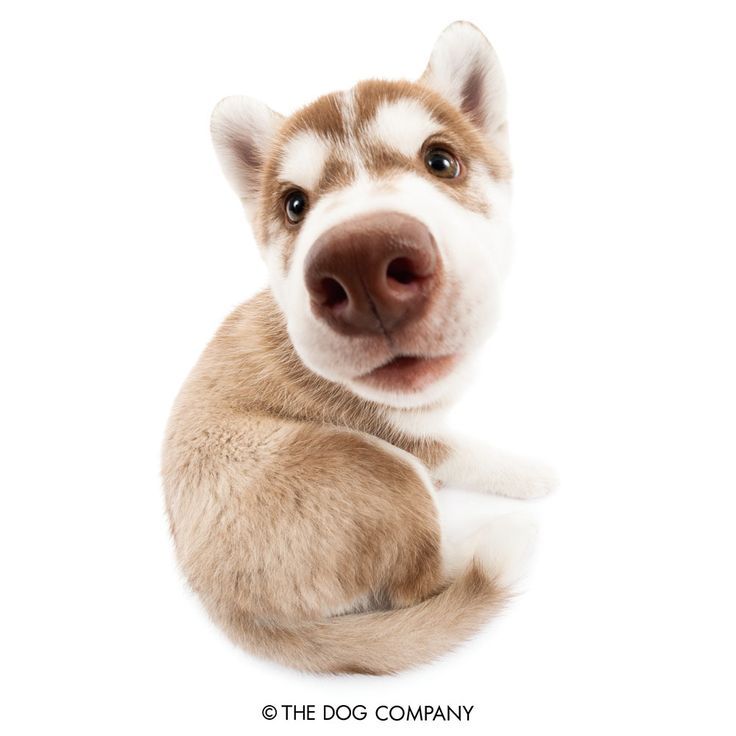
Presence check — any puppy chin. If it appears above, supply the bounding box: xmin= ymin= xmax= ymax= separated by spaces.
xmin=286 ymin=295 xmax=493 ymax=409
xmin=345 ymin=357 xmax=475 ymax=409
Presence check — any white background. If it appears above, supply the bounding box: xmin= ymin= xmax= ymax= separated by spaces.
xmin=2 ymin=1 xmax=735 ymax=734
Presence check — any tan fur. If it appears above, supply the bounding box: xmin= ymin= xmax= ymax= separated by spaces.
xmin=256 ymin=80 xmax=508 ymax=257
xmin=162 ymin=292 xmax=506 ymax=673
xmin=166 ymin=23 xmax=520 ymax=674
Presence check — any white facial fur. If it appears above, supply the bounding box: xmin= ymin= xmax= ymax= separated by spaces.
xmin=211 ymin=22 xmax=512 ymax=409
xmin=266 ymin=157 xmax=512 ymax=408
xmin=278 ymin=131 xmax=331 ymax=192
xmin=368 ymin=99 xmax=440 ymax=158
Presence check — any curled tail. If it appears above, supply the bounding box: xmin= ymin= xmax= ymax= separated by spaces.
xmin=228 ymin=511 xmax=537 ymax=674
xmin=239 ymin=560 xmax=507 ymax=675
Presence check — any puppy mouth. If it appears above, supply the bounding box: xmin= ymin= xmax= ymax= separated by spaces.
xmin=355 ymin=353 xmax=458 ymax=392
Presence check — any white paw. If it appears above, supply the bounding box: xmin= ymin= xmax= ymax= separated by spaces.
xmin=473 ymin=512 xmax=539 ymax=587
xmin=501 ymin=459 xmax=558 ymax=500
xmin=434 ymin=440 xmax=558 ymax=499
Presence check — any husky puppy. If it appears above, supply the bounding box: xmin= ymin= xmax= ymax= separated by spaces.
xmin=163 ymin=21 xmax=555 ymax=674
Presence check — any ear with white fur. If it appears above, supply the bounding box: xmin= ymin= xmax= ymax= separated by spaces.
xmin=210 ymin=96 xmax=284 ymax=217
xmin=420 ymin=22 xmax=508 ymax=152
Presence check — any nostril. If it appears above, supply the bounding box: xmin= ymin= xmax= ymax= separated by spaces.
xmin=386 ymin=257 xmax=420 ymax=286
xmin=320 ymin=277 xmax=348 ymax=308
xmin=386 ymin=256 xmax=432 ymax=286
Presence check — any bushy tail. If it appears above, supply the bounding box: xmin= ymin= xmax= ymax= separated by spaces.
xmin=241 ymin=561 xmax=507 ymax=675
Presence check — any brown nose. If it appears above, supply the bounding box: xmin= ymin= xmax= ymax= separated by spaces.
xmin=304 ymin=212 xmax=440 ymax=336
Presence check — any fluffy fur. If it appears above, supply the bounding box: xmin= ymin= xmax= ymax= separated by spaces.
xmin=163 ymin=21 xmax=555 ymax=675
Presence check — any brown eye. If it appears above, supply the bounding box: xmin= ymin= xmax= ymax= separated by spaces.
xmin=284 ymin=189 xmax=308 ymax=224
xmin=424 ymin=148 xmax=461 ymax=179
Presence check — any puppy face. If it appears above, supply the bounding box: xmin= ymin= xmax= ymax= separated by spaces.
xmin=212 ymin=22 xmax=513 ymax=408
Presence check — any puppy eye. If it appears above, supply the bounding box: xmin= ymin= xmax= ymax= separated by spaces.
xmin=284 ymin=189 xmax=308 ymax=224
xmin=424 ymin=148 xmax=461 ymax=179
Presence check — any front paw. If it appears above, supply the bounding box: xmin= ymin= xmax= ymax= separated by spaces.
xmin=499 ymin=458 xmax=558 ymax=499
xmin=435 ymin=442 xmax=558 ymax=499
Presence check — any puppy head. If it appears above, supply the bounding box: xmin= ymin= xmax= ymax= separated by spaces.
xmin=211 ymin=22 xmax=513 ymax=408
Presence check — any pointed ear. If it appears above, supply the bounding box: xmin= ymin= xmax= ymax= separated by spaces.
xmin=210 ymin=96 xmax=284 ymax=217
xmin=420 ymin=22 xmax=508 ymax=153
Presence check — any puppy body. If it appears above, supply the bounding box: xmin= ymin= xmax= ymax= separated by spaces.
xmin=163 ymin=22 xmax=554 ymax=674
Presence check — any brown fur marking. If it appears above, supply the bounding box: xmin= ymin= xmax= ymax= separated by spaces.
xmin=162 ymin=292 xmax=506 ymax=673
xmin=255 ymin=79 xmax=508 ymax=259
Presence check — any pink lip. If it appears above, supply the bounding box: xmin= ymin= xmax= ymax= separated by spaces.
xmin=357 ymin=354 xmax=458 ymax=392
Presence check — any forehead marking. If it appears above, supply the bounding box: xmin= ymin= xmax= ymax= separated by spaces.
xmin=279 ymin=130 xmax=332 ymax=191
xmin=340 ymin=89 xmax=366 ymax=178
xmin=368 ymin=98 xmax=439 ymax=158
